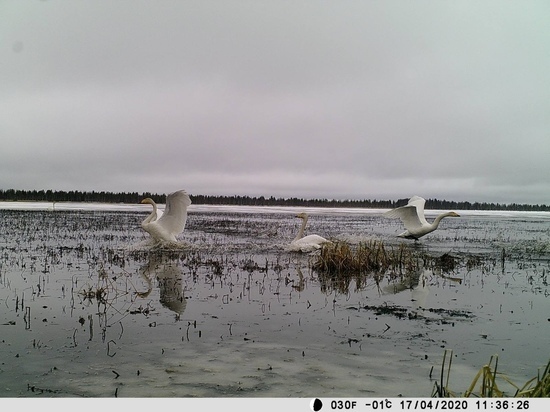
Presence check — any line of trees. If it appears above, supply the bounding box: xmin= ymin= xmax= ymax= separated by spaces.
xmin=0 ymin=189 xmax=160 ymax=204
xmin=192 ymin=195 xmax=550 ymax=211
xmin=1 ymin=189 xmax=549 ymax=211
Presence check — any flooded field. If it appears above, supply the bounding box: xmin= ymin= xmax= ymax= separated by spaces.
xmin=0 ymin=203 xmax=549 ymax=397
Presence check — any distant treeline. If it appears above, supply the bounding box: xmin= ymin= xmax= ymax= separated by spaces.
xmin=191 ymin=194 xmax=550 ymax=211
xmin=1 ymin=189 xmax=549 ymax=211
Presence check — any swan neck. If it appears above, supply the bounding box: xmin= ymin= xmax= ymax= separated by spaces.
xmin=432 ymin=212 xmax=452 ymax=228
xmin=294 ymin=216 xmax=308 ymax=241
xmin=143 ymin=201 xmax=158 ymax=225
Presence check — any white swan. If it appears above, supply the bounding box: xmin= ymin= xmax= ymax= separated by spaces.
xmin=141 ymin=190 xmax=192 ymax=244
xmin=289 ymin=212 xmax=330 ymax=252
xmin=383 ymin=196 xmax=459 ymax=240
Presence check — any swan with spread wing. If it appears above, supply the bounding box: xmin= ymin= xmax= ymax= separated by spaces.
xmin=141 ymin=190 xmax=191 ymax=244
xmin=384 ymin=196 xmax=459 ymax=240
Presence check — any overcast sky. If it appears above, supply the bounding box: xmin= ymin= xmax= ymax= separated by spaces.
xmin=2 ymin=1 xmax=549 ymax=204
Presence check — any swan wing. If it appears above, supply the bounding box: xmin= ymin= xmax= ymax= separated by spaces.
xmin=384 ymin=196 xmax=427 ymax=230
xmin=406 ymin=196 xmax=429 ymax=226
xmin=155 ymin=190 xmax=192 ymax=237
xmin=289 ymin=235 xmax=330 ymax=252
xmin=290 ymin=234 xmax=329 ymax=252
xmin=299 ymin=234 xmax=329 ymax=245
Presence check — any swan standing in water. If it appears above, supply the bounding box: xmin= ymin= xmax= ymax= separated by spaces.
xmin=141 ymin=190 xmax=192 ymax=244
xmin=384 ymin=196 xmax=459 ymax=240
xmin=289 ymin=212 xmax=330 ymax=252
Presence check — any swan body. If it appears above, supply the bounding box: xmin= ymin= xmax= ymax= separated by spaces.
xmin=141 ymin=190 xmax=192 ymax=243
xmin=384 ymin=196 xmax=459 ymax=240
xmin=290 ymin=212 xmax=330 ymax=252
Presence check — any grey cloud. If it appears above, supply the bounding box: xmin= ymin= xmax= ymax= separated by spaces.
xmin=1 ymin=1 xmax=550 ymax=204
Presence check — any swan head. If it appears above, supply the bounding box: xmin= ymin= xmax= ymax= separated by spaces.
xmin=141 ymin=198 xmax=155 ymax=205
xmin=447 ymin=212 xmax=460 ymax=217
xmin=296 ymin=212 xmax=308 ymax=219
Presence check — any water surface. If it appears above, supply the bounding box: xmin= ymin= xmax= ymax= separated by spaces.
xmin=0 ymin=203 xmax=548 ymax=397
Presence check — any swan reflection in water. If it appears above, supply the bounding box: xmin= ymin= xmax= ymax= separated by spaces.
xmin=410 ymin=269 xmax=430 ymax=310
xmin=285 ymin=266 xmax=306 ymax=292
xmin=380 ymin=268 xmax=430 ymax=310
xmin=382 ymin=268 xmax=462 ymax=312
xmin=137 ymin=253 xmax=187 ymax=316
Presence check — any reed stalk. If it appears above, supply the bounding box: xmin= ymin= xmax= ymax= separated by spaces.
xmin=433 ymin=353 xmax=550 ymax=398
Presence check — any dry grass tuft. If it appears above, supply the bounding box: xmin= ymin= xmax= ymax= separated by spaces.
xmin=312 ymin=240 xmax=426 ymax=294
xmin=311 ymin=239 xmax=506 ymax=294
xmin=433 ymin=351 xmax=550 ymax=398
xmin=312 ymin=240 xmax=420 ymax=276
xmin=516 ymin=359 xmax=550 ymax=397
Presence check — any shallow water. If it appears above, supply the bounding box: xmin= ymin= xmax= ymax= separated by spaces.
xmin=0 ymin=203 xmax=549 ymax=397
